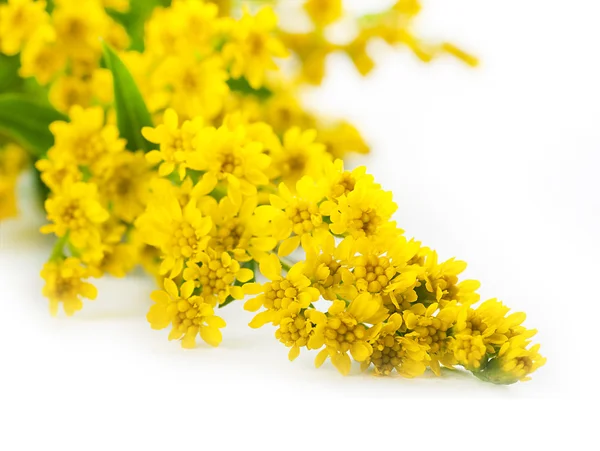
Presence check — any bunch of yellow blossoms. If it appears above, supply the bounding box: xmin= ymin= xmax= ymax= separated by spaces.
xmin=0 ymin=0 xmax=544 ymax=385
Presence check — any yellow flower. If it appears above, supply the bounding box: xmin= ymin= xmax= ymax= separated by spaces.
xmin=417 ymin=247 xmax=481 ymax=307
xmin=153 ymin=55 xmax=229 ymax=120
xmin=0 ymin=0 xmax=49 ymax=56
xmin=35 ymin=155 xmax=82 ymax=193
xmin=142 ymin=109 xmax=205 ymax=179
xmin=0 ymin=143 xmax=28 ymax=217
xmin=222 ymin=6 xmax=288 ymax=89
xmin=204 ymin=195 xmax=278 ymax=262
xmin=318 ymin=122 xmax=370 ymax=160
xmin=186 ymin=119 xmax=271 ymax=205
xmin=346 ymin=235 xmax=420 ymax=304
xmin=41 ymin=257 xmax=98 ymax=316
xmin=19 ymin=25 xmax=66 ymax=85
xmin=243 ymin=254 xmax=321 ymax=328
xmin=255 ymin=176 xmax=326 ymax=257
xmin=275 ymin=310 xmax=324 ymax=361
xmin=0 ymin=176 xmax=18 ymax=220
xmin=325 ymin=178 xmax=398 ymax=239
xmin=312 ymin=294 xmax=383 ymax=375
xmin=49 ymin=106 xmax=125 ymax=169
xmin=136 ymin=182 xmax=212 ymax=278
xmin=402 ymin=302 xmax=457 ymax=375
xmin=271 ymin=127 xmax=330 ymax=187
xmin=486 ymin=335 xmax=546 ymax=384
xmin=48 ymin=75 xmax=94 ymax=113
xmin=52 ymin=0 xmax=109 ymax=59
xmin=148 ymin=278 xmax=226 ymax=348
xmin=322 ymin=160 xmax=374 ymax=201
xmin=182 ymin=249 xmax=254 ymax=305
xmin=301 ymin=230 xmax=354 ymax=300
xmin=304 ymin=0 xmax=343 ymax=28
xmin=41 ymin=181 xmax=109 ymax=250
xmin=365 ymin=313 xmax=430 ymax=377
xmin=145 ymin=0 xmax=218 ymax=56
xmin=95 ymin=151 xmax=152 ymax=224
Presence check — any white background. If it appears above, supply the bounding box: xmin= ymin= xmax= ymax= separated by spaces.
xmin=1 ymin=0 xmax=599 ymax=449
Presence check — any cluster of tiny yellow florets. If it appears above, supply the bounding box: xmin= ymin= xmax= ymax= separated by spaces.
xmin=0 ymin=0 xmax=543 ymax=385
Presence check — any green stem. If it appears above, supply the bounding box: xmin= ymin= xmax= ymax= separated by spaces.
xmin=49 ymin=233 xmax=69 ymax=262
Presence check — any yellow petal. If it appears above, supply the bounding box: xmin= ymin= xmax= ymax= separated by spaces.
xmin=315 ymin=349 xmax=329 ymax=368
xmin=200 ymin=326 xmax=222 ymax=347
xmin=350 ymin=342 xmax=372 ymax=362
xmin=288 ymin=345 xmax=300 ymax=361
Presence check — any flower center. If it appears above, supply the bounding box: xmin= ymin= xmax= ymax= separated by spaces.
xmin=286 ymin=201 xmax=321 ymax=235
xmin=324 ymin=315 xmax=366 ymax=353
xmin=353 ymin=255 xmax=394 ymax=293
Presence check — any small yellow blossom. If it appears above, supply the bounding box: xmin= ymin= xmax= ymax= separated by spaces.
xmin=41 ymin=181 xmax=109 ymax=250
xmin=223 ymin=7 xmax=288 ymax=89
xmin=136 ymin=182 xmax=212 ymax=278
xmin=256 ymin=176 xmax=326 ymax=257
xmin=142 ymin=109 xmax=205 ymax=179
xmin=148 ymin=278 xmax=226 ymax=348
xmin=49 ymin=106 xmax=126 ymax=169
xmin=182 ymin=249 xmax=254 ymax=305
xmin=0 ymin=0 xmax=49 ymax=56
xmin=271 ymin=127 xmax=330 ymax=187
xmin=304 ymin=0 xmax=343 ymax=28
xmin=243 ymin=254 xmax=321 ymax=328
xmin=312 ymin=294 xmax=383 ymax=375
xmin=187 ymin=120 xmax=271 ymax=205
xmin=41 ymin=257 xmax=98 ymax=316
xmin=19 ymin=25 xmax=66 ymax=85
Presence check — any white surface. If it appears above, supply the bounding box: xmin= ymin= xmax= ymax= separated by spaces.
xmin=1 ymin=1 xmax=599 ymax=449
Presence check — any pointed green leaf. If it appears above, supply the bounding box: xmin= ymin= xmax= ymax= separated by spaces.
xmin=0 ymin=94 xmax=66 ymax=158
xmin=102 ymin=42 xmax=153 ymax=152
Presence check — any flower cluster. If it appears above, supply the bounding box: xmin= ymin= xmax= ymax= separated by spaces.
xmin=0 ymin=0 xmax=128 ymax=112
xmin=0 ymin=0 xmax=543 ymax=385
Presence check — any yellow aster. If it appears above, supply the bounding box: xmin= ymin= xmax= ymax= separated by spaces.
xmin=186 ymin=120 xmax=271 ymax=205
xmin=304 ymin=0 xmax=343 ymax=28
xmin=94 ymin=151 xmax=152 ymax=224
xmin=300 ymin=231 xmax=354 ymax=300
xmin=318 ymin=122 xmax=370 ymax=160
xmin=153 ymin=54 xmax=228 ymax=120
xmin=19 ymin=25 xmax=66 ymax=86
xmin=41 ymin=257 xmax=98 ymax=316
xmin=142 ymin=108 xmax=205 ymax=179
xmin=148 ymin=278 xmax=226 ymax=348
xmin=204 ymin=195 xmax=278 ymax=262
xmin=326 ymin=178 xmax=398 ymax=239
xmin=255 ymin=176 xmax=327 ymax=257
xmin=364 ymin=313 xmax=430 ymax=377
xmin=222 ymin=6 xmax=288 ymax=89
xmin=417 ymin=247 xmax=481 ymax=307
xmin=312 ymin=294 xmax=384 ymax=375
xmin=486 ymin=335 xmax=546 ymax=384
xmin=52 ymin=0 xmax=109 ymax=59
xmin=182 ymin=249 xmax=254 ymax=306
xmin=243 ymin=254 xmax=321 ymax=328
xmin=0 ymin=0 xmax=49 ymax=55
xmin=271 ymin=127 xmax=330 ymax=188
xmin=136 ymin=181 xmax=213 ymax=278
xmin=41 ymin=181 xmax=109 ymax=250
xmin=402 ymin=302 xmax=457 ymax=375
xmin=49 ymin=105 xmax=125 ymax=169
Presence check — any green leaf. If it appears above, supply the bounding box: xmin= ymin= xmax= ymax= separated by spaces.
xmin=108 ymin=0 xmax=171 ymax=52
xmin=101 ymin=42 xmax=154 ymax=152
xmin=227 ymin=77 xmax=272 ymax=100
xmin=0 ymin=54 xmax=22 ymax=92
xmin=0 ymin=94 xmax=67 ymax=158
